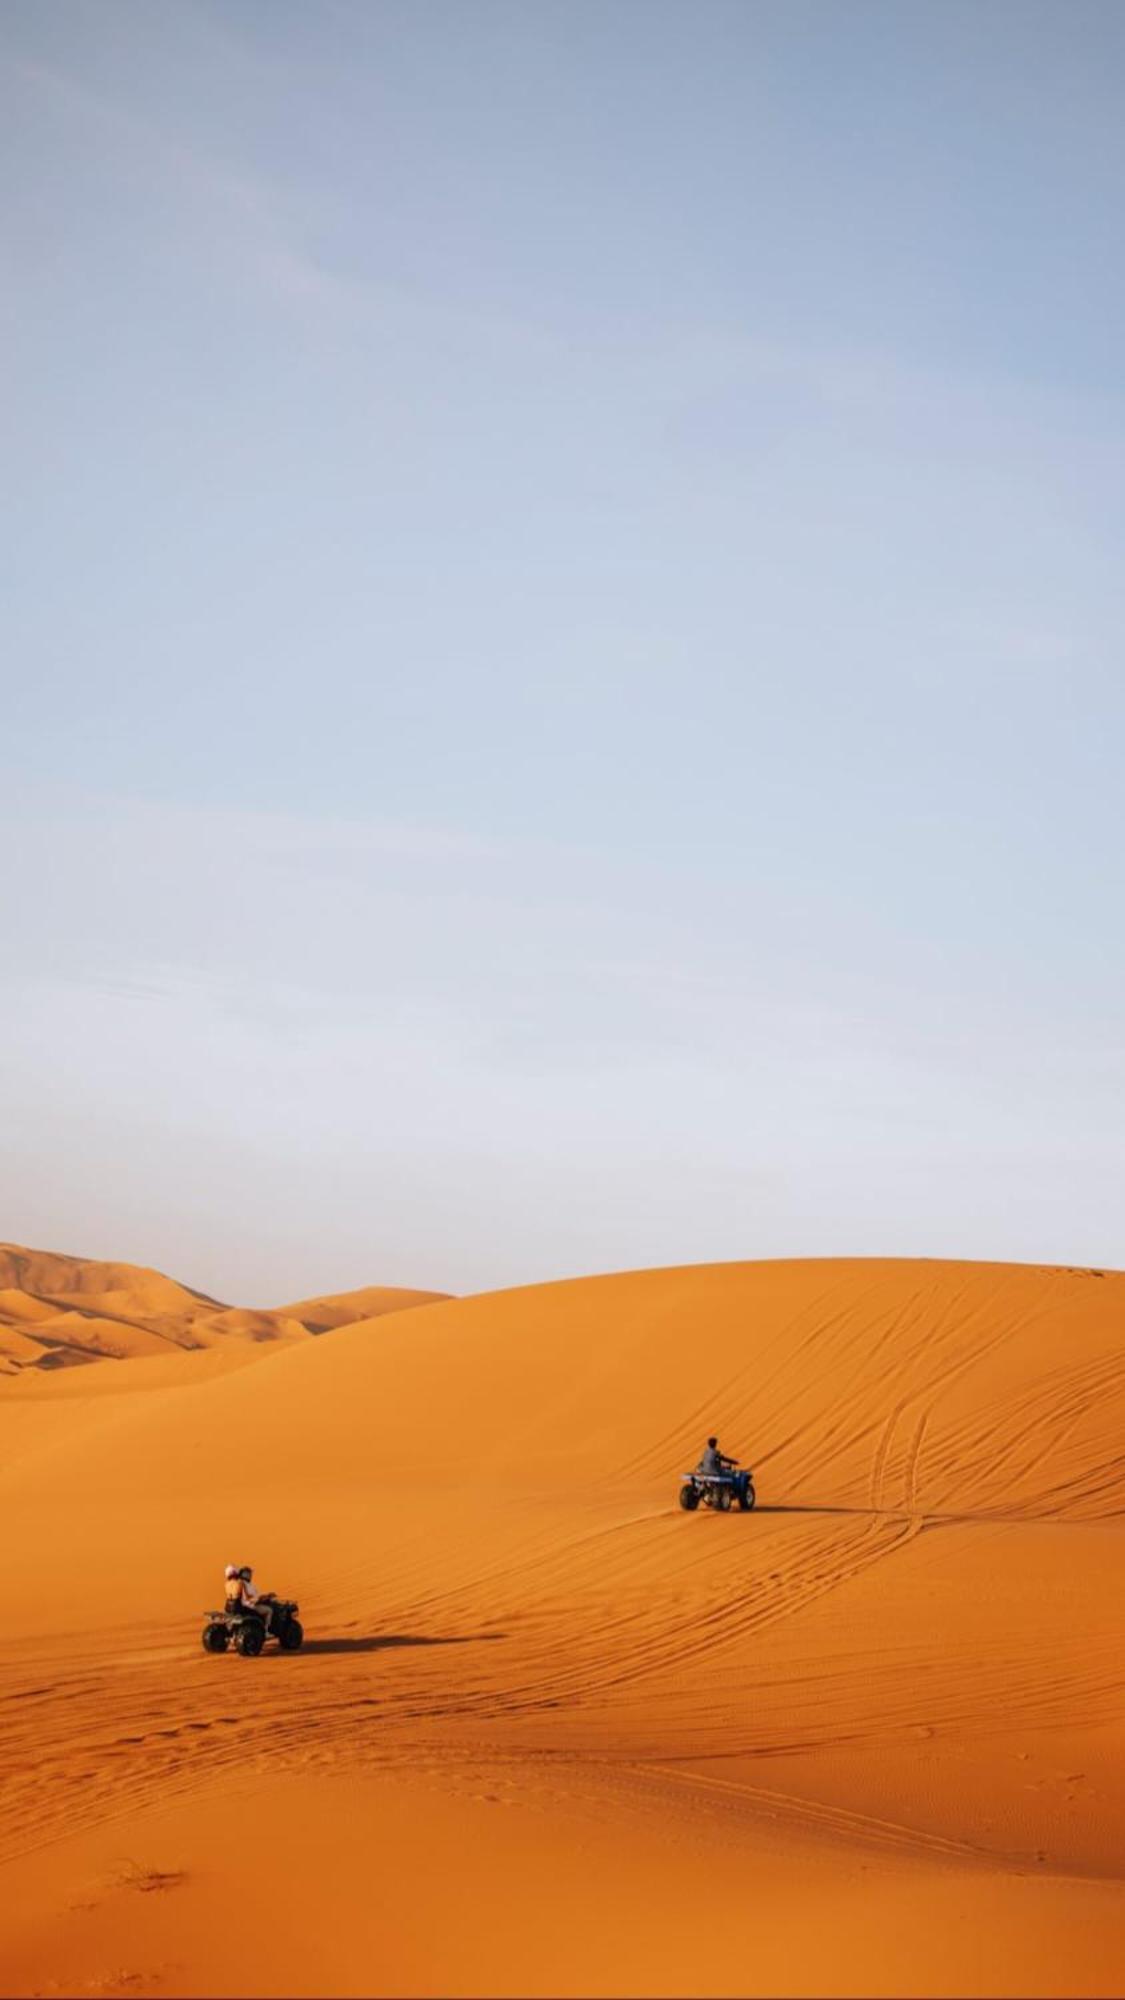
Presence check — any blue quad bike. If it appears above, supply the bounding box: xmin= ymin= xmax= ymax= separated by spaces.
xmin=201 ymin=1594 xmax=304 ymax=1657
xmin=679 ymin=1467 xmax=756 ymax=1513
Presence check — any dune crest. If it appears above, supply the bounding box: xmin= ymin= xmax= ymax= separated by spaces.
xmin=272 ymin=1281 xmax=451 ymax=1332
xmin=0 ymin=1242 xmax=448 ymax=1377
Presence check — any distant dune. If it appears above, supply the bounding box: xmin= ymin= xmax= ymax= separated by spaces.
xmin=2 ymin=1254 xmax=1124 ymax=1996
xmin=0 ymin=1242 xmax=449 ymax=1376
xmin=273 ymin=1281 xmax=454 ymax=1332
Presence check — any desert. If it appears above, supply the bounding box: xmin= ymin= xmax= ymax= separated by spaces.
xmin=2 ymin=1247 xmax=1124 ymax=1996
xmin=7 ymin=2 xmax=1125 ymax=1993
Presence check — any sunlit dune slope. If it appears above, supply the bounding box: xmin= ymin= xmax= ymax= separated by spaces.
xmin=0 ymin=1242 xmax=446 ymax=1376
xmin=3 ymin=1255 xmax=1125 ymax=1998
xmin=4 ymin=1257 xmax=1125 ymax=1634
xmin=16 ymin=1252 xmax=1117 ymax=1513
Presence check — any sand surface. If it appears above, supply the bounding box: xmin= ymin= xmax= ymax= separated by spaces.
xmin=0 ymin=1242 xmax=446 ymax=1375
xmin=2 ymin=1253 xmax=1124 ymax=1996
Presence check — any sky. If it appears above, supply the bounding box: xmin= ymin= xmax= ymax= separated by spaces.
xmin=2 ymin=0 xmax=1123 ymax=1301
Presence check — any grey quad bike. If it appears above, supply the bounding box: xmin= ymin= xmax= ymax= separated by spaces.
xmin=201 ymin=1594 xmax=304 ymax=1657
xmin=679 ymin=1466 xmax=756 ymax=1513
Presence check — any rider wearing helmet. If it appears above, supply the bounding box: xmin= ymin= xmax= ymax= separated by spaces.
xmin=225 ymin=1562 xmax=276 ymax=1631
xmin=224 ymin=1562 xmax=262 ymax=1609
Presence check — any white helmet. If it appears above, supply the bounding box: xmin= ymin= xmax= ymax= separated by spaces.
xmin=225 ymin=1564 xmax=238 ymax=1579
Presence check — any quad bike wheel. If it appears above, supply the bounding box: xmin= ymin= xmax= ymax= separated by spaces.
xmin=738 ymin=1484 xmax=756 ymax=1512
xmin=202 ymin=1623 xmax=229 ymax=1653
xmin=713 ymin=1484 xmax=732 ymax=1511
xmin=236 ymin=1619 xmax=265 ymax=1657
xmin=678 ymin=1485 xmax=700 ymax=1511
xmin=278 ymin=1618 xmax=304 ymax=1651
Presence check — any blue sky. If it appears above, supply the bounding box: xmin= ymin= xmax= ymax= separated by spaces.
xmin=3 ymin=0 xmax=1123 ymax=1299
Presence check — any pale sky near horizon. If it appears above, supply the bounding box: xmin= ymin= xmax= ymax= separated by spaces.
xmin=3 ymin=0 xmax=1124 ymax=1302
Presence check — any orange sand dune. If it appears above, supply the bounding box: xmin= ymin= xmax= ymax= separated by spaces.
xmin=0 ymin=1243 xmax=446 ymax=1376
xmin=0 ymin=1243 xmax=223 ymax=1309
xmin=2 ymin=1255 xmax=1124 ymax=1997
xmin=0 ymin=1287 xmax=65 ymax=1324
xmin=272 ymin=1280 xmax=451 ymax=1331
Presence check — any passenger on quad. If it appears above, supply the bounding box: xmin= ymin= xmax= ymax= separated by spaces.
xmin=204 ymin=1566 xmax=303 ymax=1655
xmin=225 ymin=1563 xmax=274 ymax=1627
xmin=225 ymin=1562 xmax=258 ymax=1610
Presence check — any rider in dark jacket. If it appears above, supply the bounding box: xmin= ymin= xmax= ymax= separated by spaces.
xmin=697 ymin=1436 xmax=737 ymax=1478
xmin=696 ymin=1437 xmax=751 ymax=1503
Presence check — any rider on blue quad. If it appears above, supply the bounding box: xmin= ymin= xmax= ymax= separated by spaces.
xmin=696 ymin=1437 xmax=751 ymax=1505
